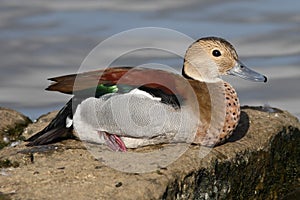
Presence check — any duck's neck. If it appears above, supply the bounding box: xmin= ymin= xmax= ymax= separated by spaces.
xmin=182 ymin=64 xmax=193 ymax=80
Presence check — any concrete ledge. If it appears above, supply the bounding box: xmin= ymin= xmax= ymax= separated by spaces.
xmin=0 ymin=106 xmax=299 ymax=200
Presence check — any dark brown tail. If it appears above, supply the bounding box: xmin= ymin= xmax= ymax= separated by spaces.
xmin=26 ymin=98 xmax=74 ymax=146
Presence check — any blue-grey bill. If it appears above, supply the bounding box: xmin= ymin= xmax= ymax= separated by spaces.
xmin=228 ymin=61 xmax=267 ymax=82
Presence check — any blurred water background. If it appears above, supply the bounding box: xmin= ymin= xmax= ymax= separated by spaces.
xmin=0 ymin=0 xmax=299 ymax=120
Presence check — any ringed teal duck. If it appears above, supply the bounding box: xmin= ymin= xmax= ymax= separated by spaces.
xmin=26 ymin=37 xmax=267 ymax=151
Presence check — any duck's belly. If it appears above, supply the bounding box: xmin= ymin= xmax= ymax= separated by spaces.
xmin=73 ymin=92 xmax=198 ymax=147
xmin=121 ymin=134 xmax=175 ymax=148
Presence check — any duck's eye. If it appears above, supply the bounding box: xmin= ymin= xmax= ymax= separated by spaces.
xmin=212 ymin=49 xmax=221 ymax=57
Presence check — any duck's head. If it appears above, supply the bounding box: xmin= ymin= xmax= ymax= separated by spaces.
xmin=183 ymin=37 xmax=267 ymax=83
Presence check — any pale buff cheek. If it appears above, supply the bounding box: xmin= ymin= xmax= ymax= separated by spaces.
xmin=215 ymin=57 xmax=236 ymax=74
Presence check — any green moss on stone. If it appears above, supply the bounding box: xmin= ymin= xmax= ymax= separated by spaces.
xmin=0 ymin=192 xmax=11 ymax=200
xmin=0 ymin=118 xmax=31 ymax=150
xmin=0 ymin=159 xmax=20 ymax=168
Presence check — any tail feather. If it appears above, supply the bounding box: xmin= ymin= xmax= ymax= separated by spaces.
xmin=26 ymin=98 xmax=74 ymax=146
xmin=26 ymin=127 xmax=71 ymax=146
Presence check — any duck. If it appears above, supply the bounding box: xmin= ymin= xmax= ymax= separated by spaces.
xmin=26 ymin=37 xmax=267 ymax=151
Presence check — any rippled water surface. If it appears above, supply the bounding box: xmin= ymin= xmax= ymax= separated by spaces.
xmin=0 ymin=0 xmax=299 ymax=119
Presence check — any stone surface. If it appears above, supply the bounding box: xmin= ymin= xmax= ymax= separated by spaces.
xmin=0 ymin=107 xmax=31 ymax=149
xmin=22 ymin=110 xmax=58 ymax=139
xmin=0 ymin=106 xmax=299 ymax=200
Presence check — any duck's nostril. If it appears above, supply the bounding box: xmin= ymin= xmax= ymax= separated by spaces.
xmin=263 ymin=76 xmax=268 ymax=83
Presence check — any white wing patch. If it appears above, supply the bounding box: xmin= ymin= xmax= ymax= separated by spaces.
xmin=129 ymin=88 xmax=161 ymax=101
xmin=66 ymin=116 xmax=73 ymax=128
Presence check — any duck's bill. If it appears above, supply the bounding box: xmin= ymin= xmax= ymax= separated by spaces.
xmin=228 ymin=60 xmax=267 ymax=82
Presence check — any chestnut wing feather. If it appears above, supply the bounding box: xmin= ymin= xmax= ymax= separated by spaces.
xmin=46 ymin=67 xmax=183 ymax=95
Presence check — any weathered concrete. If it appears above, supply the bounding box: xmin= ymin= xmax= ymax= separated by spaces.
xmin=0 ymin=106 xmax=299 ymax=200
